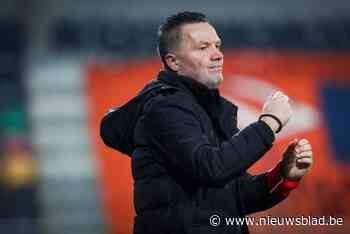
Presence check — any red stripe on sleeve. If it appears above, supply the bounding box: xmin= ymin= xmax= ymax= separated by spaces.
xmin=266 ymin=162 xmax=300 ymax=197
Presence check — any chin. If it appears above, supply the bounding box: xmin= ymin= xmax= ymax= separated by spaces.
xmin=213 ymin=75 xmax=223 ymax=86
xmin=207 ymin=77 xmax=223 ymax=89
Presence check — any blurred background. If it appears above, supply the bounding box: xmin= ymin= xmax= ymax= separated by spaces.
xmin=0 ymin=0 xmax=349 ymax=233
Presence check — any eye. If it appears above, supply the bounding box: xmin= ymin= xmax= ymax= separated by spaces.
xmin=216 ymin=44 xmax=221 ymax=49
xmin=200 ymin=45 xmax=207 ymax=50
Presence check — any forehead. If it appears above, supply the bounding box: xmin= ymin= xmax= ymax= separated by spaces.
xmin=180 ymin=22 xmax=221 ymax=44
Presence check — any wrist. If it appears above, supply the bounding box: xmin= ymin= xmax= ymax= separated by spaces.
xmin=266 ymin=162 xmax=300 ymax=195
xmin=260 ymin=116 xmax=280 ymax=133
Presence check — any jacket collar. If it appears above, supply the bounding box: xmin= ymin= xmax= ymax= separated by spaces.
xmin=156 ymin=70 xmax=238 ymax=140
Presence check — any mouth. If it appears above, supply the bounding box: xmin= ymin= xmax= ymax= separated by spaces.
xmin=208 ymin=66 xmax=223 ymax=72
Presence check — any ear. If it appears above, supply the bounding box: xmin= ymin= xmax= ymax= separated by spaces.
xmin=164 ymin=53 xmax=179 ymax=71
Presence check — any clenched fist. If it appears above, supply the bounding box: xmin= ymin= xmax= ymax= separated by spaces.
xmin=260 ymin=91 xmax=292 ymax=133
xmin=281 ymin=139 xmax=314 ymax=180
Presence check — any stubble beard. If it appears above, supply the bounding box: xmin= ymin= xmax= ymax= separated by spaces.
xmin=206 ymin=73 xmax=223 ymax=89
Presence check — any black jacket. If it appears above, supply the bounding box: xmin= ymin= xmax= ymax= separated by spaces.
xmin=131 ymin=71 xmax=286 ymax=234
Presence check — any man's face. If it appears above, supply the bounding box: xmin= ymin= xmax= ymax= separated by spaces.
xmin=173 ymin=22 xmax=224 ymax=89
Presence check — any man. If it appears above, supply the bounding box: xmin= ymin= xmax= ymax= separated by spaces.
xmin=103 ymin=12 xmax=313 ymax=234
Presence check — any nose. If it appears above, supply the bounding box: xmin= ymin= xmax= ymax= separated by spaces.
xmin=211 ymin=47 xmax=223 ymax=61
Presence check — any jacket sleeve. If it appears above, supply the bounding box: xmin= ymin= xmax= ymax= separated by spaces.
xmin=142 ymin=94 xmax=275 ymax=186
xmin=237 ymin=163 xmax=300 ymax=215
xmin=238 ymin=169 xmax=298 ymax=215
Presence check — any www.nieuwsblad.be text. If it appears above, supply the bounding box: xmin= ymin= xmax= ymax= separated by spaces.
xmin=209 ymin=215 xmax=344 ymax=227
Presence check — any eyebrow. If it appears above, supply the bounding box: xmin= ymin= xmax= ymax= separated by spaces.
xmin=198 ymin=40 xmax=222 ymax=45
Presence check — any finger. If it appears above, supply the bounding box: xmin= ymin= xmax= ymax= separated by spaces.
xmin=295 ymin=143 xmax=312 ymax=153
xmin=275 ymin=93 xmax=288 ymax=102
xmin=280 ymin=94 xmax=289 ymax=102
xmin=296 ymin=151 xmax=313 ymax=158
xmin=299 ymin=144 xmax=312 ymax=152
xmin=296 ymin=157 xmax=313 ymax=165
xmin=297 ymin=139 xmax=310 ymax=146
xmin=272 ymin=91 xmax=282 ymax=99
